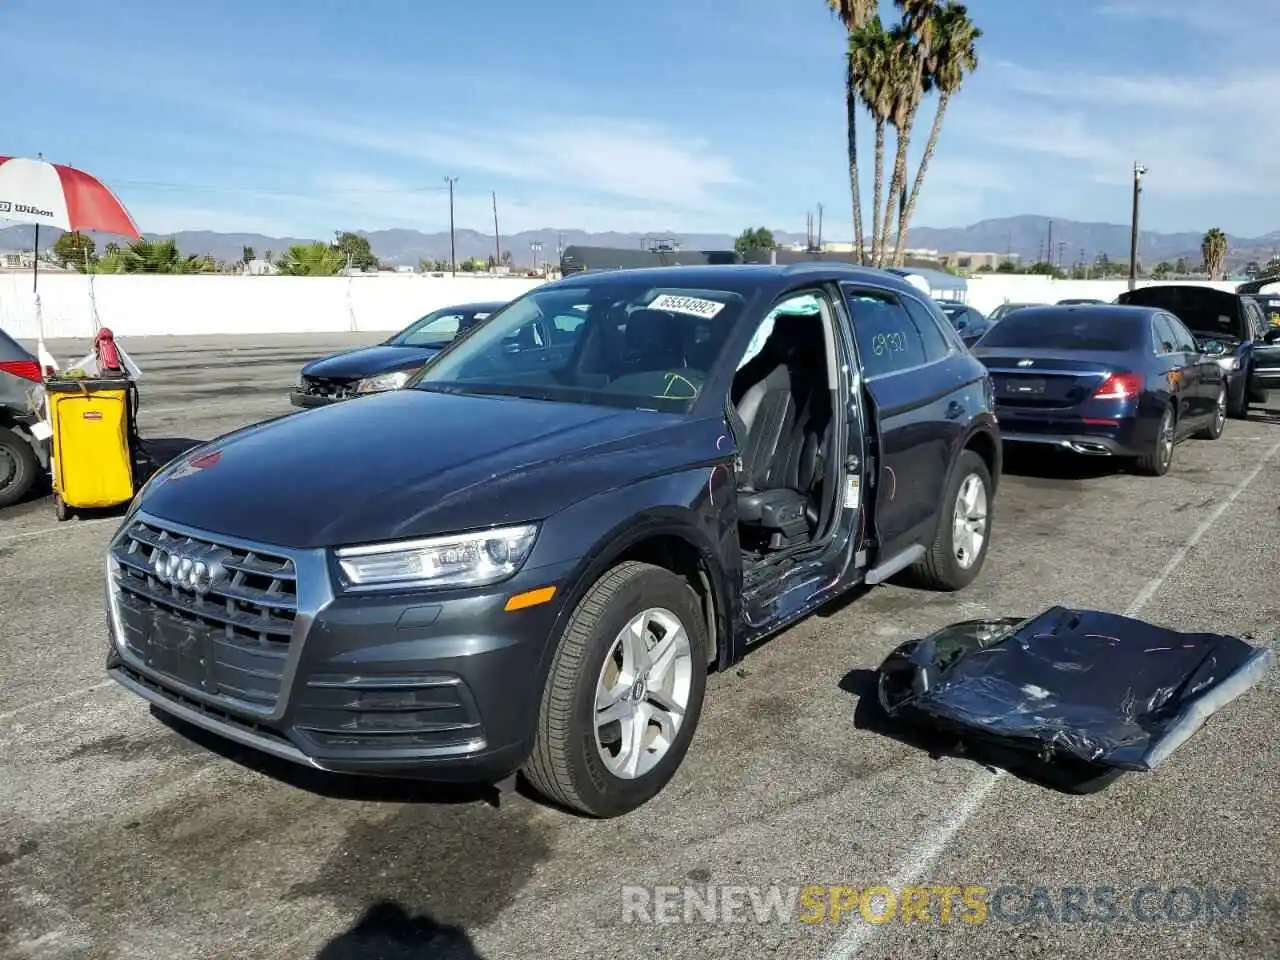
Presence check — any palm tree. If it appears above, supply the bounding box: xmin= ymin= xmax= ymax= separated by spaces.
xmin=877 ymin=23 xmax=924 ymax=267
xmin=1201 ymin=228 xmax=1228 ymax=281
xmin=275 ymin=242 xmax=344 ymax=277
xmin=828 ymin=1 xmax=876 ymax=264
xmin=892 ymin=2 xmax=981 ymax=266
xmin=849 ymin=17 xmax=894 ymax=265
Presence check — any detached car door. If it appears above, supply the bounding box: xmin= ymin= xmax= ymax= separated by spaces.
xmin=1245 ymin=299 xmax=1280 ymax=394
xmin=839 ymin=283 xmax=971 ymax=555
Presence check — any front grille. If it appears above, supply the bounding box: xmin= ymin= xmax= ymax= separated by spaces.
xmin=109 ymin=520 xmax=299 ymax=713
xmin=300 ymin=376 xmax=356 ymax=400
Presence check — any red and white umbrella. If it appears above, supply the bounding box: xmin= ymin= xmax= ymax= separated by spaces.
xmin=0 ymin=155 xmax=141 ymax=360
xmin=0 ymin=155 xmax=141 ymax=238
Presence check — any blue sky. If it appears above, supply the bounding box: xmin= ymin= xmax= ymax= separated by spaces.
xmin=2 ymin=0 xmax=1276 ymax=240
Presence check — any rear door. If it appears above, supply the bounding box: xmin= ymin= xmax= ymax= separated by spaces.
xmin=1161 ymin=313 xmax=1211 ymax=422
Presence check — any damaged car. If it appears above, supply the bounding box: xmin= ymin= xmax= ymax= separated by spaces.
xmin=105 ymin=263 xmax=1001 ymax=818
xmin=290 ymin=300 xmax=507 ymax=407
xmin=0 ymin=326 xmax=47 ymax=507
xmin=1117 ymin=284 xmax=1278 ymax=416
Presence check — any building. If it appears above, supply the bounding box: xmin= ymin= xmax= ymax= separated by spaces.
xmin=939 ymin=251 xmax=1017 ymax=274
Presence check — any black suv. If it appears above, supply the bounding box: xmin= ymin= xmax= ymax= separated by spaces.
xmin=1118 ymin=284 xmax=1280 ymax=415
xmin=105 ymin=264 xmax=1001 ymax=817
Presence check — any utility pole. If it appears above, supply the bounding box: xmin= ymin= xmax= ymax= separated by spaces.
xmin=444 ymin=176 xmax=459 ymax=276
xmin=817 ymin=203 xmax=824 ymax=251
xmin=491 ymin=191 xmax=501 ymax=269
xmin=1046 ymin=219 xmax=1054 ymax=267
xmin=1129 ymin=162 xmax=1146 ymax=291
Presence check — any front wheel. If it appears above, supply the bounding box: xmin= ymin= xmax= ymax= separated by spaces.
xmin=910 ymin=449 xmax=993 ymax=592
xmin=523 ymin=561 xmax=708 ymax=818
xmin=1136 ymin=405 xmax=1175 ymax=476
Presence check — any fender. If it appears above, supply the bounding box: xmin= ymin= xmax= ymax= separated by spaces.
xmin=530 ymin=467 xmax=739 ymax=687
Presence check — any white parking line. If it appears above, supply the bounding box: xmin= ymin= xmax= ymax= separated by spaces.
xmin=0 ymin=517 xmax=117 ymax=545
xmin=820 ymin=435 xmax=1280 ymax=960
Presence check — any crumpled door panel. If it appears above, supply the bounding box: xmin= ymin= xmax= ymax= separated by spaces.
xmin=875 ymin=606 xmax=1272 ymax=786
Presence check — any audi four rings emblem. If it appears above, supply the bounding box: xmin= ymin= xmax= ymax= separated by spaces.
xmin=152 ymin=544 xmax=228 ymax=594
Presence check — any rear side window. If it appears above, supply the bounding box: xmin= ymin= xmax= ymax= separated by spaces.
xmin=842 ymin=288 xmax=927 ymax=377
xmin=901 ymin=297 xmax=955 ymax=362
xmin=977 ymin=312 xmax=1145 ymax=352
xmin=1165 ymin=315 xmax=1197 ymax=353
xmin=1151 ymin=315 xmax=1177 ymax=354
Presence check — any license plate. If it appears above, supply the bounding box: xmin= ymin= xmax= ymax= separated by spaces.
xmin=144 ymin=613 xmax=209 ymax=689
xmin=1002 ymin=377 xmax=1046 ymax=395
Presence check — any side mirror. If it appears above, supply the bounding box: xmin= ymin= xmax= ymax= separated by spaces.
xmin=954 ymin=317 xmax=968 ymax=330
xmin=1200 ymin=339 xmax=1226 ymax=356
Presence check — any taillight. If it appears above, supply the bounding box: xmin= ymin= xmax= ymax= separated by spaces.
xmin=0 ymin=359 xmax=41 ymax=383
xmin=1092 ymin=372 xmax=1143 ymax=400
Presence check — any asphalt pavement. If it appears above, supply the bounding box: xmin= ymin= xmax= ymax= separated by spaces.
xmin=1 ymin=333 xmax=1277 ymax=960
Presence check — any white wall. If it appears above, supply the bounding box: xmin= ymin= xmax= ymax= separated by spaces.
xmin=0 ymin=270 xmax=1246 ymax=341
xmin=0 ymin=272 xmax=547 ymax=339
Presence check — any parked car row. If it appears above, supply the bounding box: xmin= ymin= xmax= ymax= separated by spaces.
xmin=49 ymin=264 xmax=1280 ymax=818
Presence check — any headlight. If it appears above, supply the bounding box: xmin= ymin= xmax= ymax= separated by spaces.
xmin=355 ymin=370 xmax=412 ymax=394
xmin=1216 ymin=356 xmax=1241 ymax=372
xmin=335 ymin=524 xmax=539 ymax=589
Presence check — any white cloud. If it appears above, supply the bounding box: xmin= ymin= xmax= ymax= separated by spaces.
xmin=230 ymin=106 xmax=745 ymax=212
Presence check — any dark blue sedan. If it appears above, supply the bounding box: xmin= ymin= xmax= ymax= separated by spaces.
xmin=291 ymin=300 xmax=508 ymax=407
xmin=972 ymin=305 xmax=1228 ymax=476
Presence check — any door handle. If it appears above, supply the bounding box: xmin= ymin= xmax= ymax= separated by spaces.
xmin=945 ymin=401 xmax=965 ymax=420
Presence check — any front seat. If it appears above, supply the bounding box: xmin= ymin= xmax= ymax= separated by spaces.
xmin=619 ymin=309 xmax=688 ymax=373
xmin=729 ymin=315 xmax=829 ymax=548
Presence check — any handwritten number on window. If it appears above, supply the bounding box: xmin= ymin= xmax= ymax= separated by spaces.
xmin=871 ymin=332 xmax=907 ymax=356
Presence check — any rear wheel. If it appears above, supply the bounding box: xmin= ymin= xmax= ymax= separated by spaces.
xmin=1195 ymin=386 xmax=1227 ymax=440
xmin=523 ymin=561 xmax=708 ymax=818
xmin=0 ymin=427 xmax=39 ymax=508
xmin=910 ymin=449 xmax=993 ymax=592
xmin=1136 ymin=405 xmax=1175 ymax=476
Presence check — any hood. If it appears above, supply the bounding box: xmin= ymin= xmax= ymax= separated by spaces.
xmin=138 ymin=389 xmax=704 ymax=549
xmin=302 ymin=344 xmax=439 ymax=380
xmin=1117 ymin=286 xmax=1244 ymax=339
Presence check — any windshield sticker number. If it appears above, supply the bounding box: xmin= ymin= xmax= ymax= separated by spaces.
xmin=871 ymin=332 xmax=907 ymax=356
xmin=649 ymin=294 xmax=726 ymax=318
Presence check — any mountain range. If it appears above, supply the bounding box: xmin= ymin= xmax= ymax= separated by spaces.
xmin=3 ymin=215 xmax=1278 ymax=270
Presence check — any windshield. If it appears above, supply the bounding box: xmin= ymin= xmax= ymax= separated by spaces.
xmin=1248 ymin=295 xmax=1280 ymax=327
xmin=388 ymin=305 xmax=499 ymax=348
xmin=410 ymin=282 xmax=751 ymax=412
xmin=977 ymin=311 xmax=1144 ymax=352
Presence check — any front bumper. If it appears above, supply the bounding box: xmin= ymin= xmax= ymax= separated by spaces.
xmin=105 ymin=512 xmax=572 ymax=782
xmin=996 ymin=411 xmax=1147 ymax=457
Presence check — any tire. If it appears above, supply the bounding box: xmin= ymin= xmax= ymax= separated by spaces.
xmin=1194 ymin=385 xmax=1227 ymax=440
xmin=910 ymin=449 xmax=993 ymax=592
xmin=0 ymin=426 xmax=40 ymax=508
xmin=1136 ymin=405 xmax=1175 ymax=476
xmin=523 ymin=561 xmax=708 ymax=818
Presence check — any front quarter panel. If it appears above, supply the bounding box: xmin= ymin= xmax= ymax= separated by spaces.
xmin=522 ymin=460 xmax=740 ymax=682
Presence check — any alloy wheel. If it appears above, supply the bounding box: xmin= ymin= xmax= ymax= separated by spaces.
xmin=1214 ymin=389 xmax=1227 ymax=432
xmin=951 ymin=473 xmax=988 ymax=570
xmin=1159 ymin=410 xmax=1175 ymax=468
xmin=594 ymin=607 xmax=694 ymax=780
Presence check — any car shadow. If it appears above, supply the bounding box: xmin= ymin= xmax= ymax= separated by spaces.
xmin=1000 ymin=448 xmax=1121 ymax=481
xmin=312 ymin=900 xmax=488 ymax=959
xmin=838 ymin=668 xmax=1124 ymax=796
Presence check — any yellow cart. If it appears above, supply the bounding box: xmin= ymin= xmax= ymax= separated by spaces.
xmin=45 ymin=376 xmax=139 ymax=521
